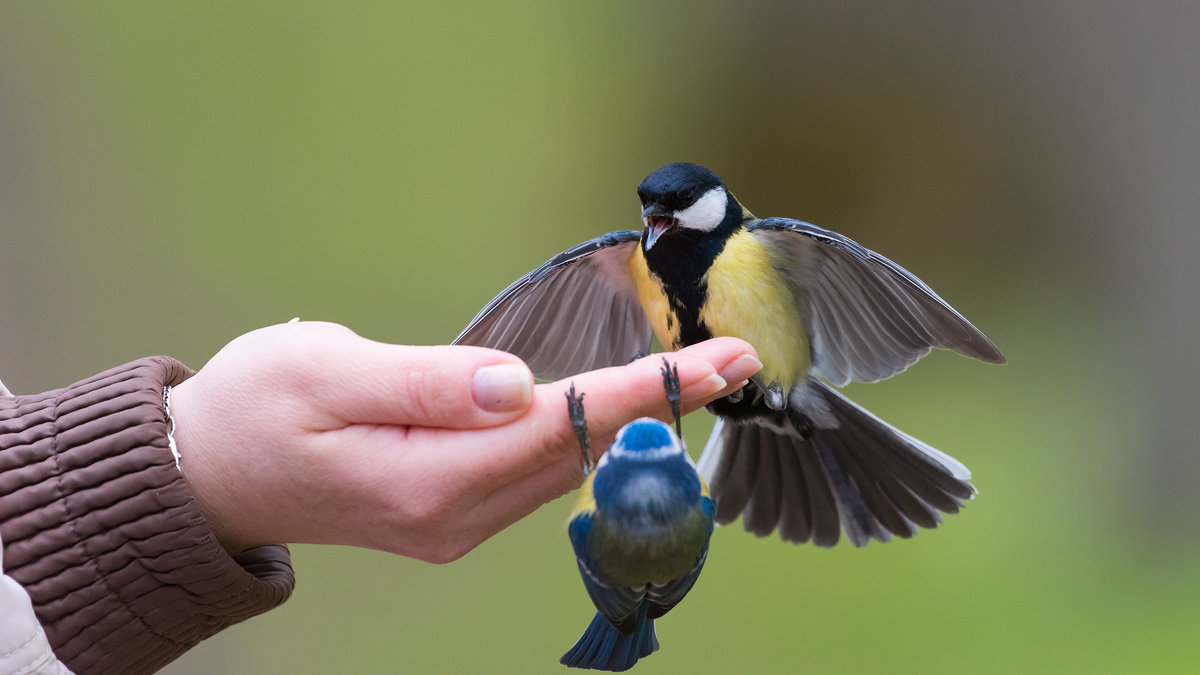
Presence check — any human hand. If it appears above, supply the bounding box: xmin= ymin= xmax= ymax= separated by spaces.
xmin=169 ymin=321 xmax=761 ymax=563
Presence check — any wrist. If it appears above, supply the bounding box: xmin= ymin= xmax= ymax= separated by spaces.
xmin=169 ymin=377 xmax=257 ymax=554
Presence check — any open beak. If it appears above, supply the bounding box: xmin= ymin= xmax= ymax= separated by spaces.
xmin=641 ymin=203 xmax=673 ymax=251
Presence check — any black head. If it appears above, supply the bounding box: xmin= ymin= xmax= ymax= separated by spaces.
xmin=636 ymin=163 xmax=739 ymax=252
xmin=637 ymin=162 xmax=726 ymax=213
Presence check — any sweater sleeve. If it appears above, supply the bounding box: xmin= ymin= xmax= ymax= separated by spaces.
xmin=1 ymin=529 xmax=74 ymax=674
xmin=0 ymin=357 xmax=295 ymax=674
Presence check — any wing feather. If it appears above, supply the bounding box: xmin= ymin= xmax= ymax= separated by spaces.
xmin=454 ymin=231 xmax=651 ymax=381
xmin=749 ymin=218 xmax=1005 ymax=386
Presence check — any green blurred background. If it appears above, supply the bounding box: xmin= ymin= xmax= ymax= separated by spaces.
xmin=3 ymin=2 xmax=1198 ymax=673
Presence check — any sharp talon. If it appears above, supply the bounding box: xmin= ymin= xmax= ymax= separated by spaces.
xmin=660 ymin=358 xmax=683 ymax=438
xmin=765 ymin=381 xmax=786 ymax=410
xmin=566 ymin=383 xmax=593 ymax=474
xmin=726 ymin=387 xmax=744 ymax=404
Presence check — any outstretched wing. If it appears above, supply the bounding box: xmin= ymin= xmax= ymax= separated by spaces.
xmin=749 ymin=218 xmax=1005 ymax=386
xmin=454 ymin=230 xmax=651 ymax=381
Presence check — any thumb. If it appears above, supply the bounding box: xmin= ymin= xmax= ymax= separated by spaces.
xmin=325 ymin=341 xmax=536 ymax=429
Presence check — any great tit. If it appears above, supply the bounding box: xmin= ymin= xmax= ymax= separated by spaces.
xmin=456 ymin=162 xmax=1005 ymax=547
xmin=560 ymin=360 xmax=713 ymax=672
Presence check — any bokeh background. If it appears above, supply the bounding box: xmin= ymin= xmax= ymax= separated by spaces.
xmin=3 ymin=2 xmax=1198 ymax=673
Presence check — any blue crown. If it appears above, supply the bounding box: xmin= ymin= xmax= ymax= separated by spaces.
xmin=616 ymin=419 xmax=677 ymax=453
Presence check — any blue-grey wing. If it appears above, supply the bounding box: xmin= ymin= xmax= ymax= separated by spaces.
xmin=453 ymin=230 xmax=650 ymax=381
xmin=576 ymin=561 xmax=646 ymax=633
xmin=748 ymin=218 xmax=1005 ymax=386
xmin=570 ymin=512 xmax=647 ymax=632
xmin=647 ymin=496 xmax=713 ymax=619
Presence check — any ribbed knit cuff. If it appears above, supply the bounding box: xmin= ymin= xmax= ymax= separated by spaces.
xmin=0 ymin=357 xmax=295 ymax=674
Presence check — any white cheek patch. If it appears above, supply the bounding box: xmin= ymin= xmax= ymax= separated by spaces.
xmin=674 ymin=187 xmax=728 ymax=232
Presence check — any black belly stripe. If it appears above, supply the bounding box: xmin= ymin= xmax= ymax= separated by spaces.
xmin=674 ymin=295 xmax=713 ymax=346
xmin=644 ymin=228 xmax=727 ymax=348
xmin=643 ymin=222 xmax=783 ymax=422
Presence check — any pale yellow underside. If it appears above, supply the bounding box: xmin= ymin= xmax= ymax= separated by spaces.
xmin=571 ymin=470 xmax=596 ymax=518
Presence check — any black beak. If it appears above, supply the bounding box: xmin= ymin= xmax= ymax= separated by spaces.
xmin=641 ymin=203 xmax=671 ymax=219
xmin=641 ymin=203 xmax=675 ymax=251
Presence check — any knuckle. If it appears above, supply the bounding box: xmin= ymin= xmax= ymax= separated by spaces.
xmin=534 ymin=417 xmax=581 ymax=466
xmin=399 ymin=367 xmax=437 ymax=424
xmin=399 ymin=365 xmax=463 ymax=426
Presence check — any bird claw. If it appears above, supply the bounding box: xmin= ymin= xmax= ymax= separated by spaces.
xmin=660 ymin=358 xmax=683 ymax=438
xmin=566 ymin=383 xmax=594 ymax=474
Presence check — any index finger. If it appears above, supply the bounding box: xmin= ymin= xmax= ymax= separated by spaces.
xmin=444 ymin=338 xmax=761 ymax=544
xmin=471 ymin=337 xmax=760 ymax=488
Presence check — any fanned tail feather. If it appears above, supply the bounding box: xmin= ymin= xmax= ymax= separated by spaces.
xmin=561 ymin=606 xmax=659 ymax=672
xmin=698 ymin=379 xmax=976 ymax=547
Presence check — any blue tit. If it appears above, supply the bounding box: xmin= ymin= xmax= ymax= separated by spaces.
xmin=560 ymin=365 xmax=713 ymax=671
xmin=456 ymin=162 xmax=1004 ymax=547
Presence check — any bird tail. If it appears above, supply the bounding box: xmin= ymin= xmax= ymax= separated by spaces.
xmin=696 ymin=379 xmax=976 ymax=547
xmin=560 ymin=606 xmax=659 ymax=672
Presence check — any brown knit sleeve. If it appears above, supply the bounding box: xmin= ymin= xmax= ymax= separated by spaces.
xmin=0 ymin=357 xmax=296 ymax=674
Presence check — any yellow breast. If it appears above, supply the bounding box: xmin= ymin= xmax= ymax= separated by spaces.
xmin=699 ymin=230 xmax=809 ymax=391
xmin=627 ymin=230 xmax=810 ymax=393
xmin=570 ymin=471 xmax=597 ymax=519
xmin=627 ymin=248 xmax=681 ymax=348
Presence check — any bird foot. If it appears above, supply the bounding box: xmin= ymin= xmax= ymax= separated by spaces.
xmin=660 ymin=358 xmax=683 ymax=438
xmin=565 ymin=383 xmax=594 ymax=474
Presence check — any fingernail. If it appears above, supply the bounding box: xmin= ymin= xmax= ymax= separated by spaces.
xmin=681 ymin=373 xmax=727 ymax=402
xmin=473 ymin=364 xmax=533 ymax=413
xmin=720 ymin=353 xmax=763 ymax=385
